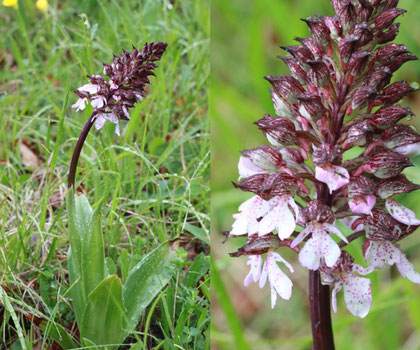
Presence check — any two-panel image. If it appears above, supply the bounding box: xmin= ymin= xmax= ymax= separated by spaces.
xmin=1 ymin=0 xmax=419 ymax=349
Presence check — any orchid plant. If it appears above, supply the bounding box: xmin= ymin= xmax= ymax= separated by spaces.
xmin=58 ymin=42 xmax=180 ymax=348
xmin=226 ymin=0 xmax=419 ymax=348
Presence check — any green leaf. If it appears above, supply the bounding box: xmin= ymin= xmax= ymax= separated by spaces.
xmin=66 ymin=191 xmax=105 ymax=326
xmin=122 ymin=243 xmax=177 ymax=335
xmin=184 ymin=223 xmax=210 ymax=244
xmin=184 ymin=253 xmax=209 ymax=288
xmin=81 ymin=275 xmax=126 ymax=347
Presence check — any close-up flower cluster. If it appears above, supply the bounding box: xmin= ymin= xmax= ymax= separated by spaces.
xmin=228 ymin=0 xmax=419 ymax=321
xmin=72 ymin=42 xmax=167 ymax=135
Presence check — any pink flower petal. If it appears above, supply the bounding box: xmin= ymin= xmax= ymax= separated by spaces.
xmin=230 ymin=196 xmax=270 ymax=236
xmin=94 ymin=113 xmax=107 ymax=130
xmin=266 ymin=253 xmax=294 ymax=304
xmin=331 ymin=282 xmax=343 ymax=313
xmin=259 ymin=196 xmax=296 ymax=238
xmin=291 ymin=226 xmax=312 ymax=248
xmin=340 ymin=216 xmax=364 ymax=232
xmin=78 ymin=83 xmax=99 ymax=94
xmin=315 ymin=164 xmax=350 ymax=194
xmin=323 ymin=223 xmax=348 ymax=244
xmin=71 ymin=97 xmax=88 ymax=112
xmin=385 ymin=198 xmax=420 ymax=226
xmin=349 ymin=195 xmax=376 ymax=215
xmin=365 ymin=241 xmax=420 ymax=284
xmin=244 ymin=255 xmax=263 ymax=287
xmin=91 ymin=95 xmax=106 ymax=109
xmin=298 ymin=224 xmax=341 ymax=270
xmin=343 ymin=275 xmax=372 ymax=318
xmin=238 ymin=156 xmax=265 ymax=179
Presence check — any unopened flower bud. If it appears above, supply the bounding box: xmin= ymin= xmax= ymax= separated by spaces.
xmin=386 ymin=53 xmax=418 ymax=73
xmin=352 ymin=86 xmax=377 ymax=110
xmin=353 ymin=23 xmax=373 ymax=47
xmin=307 ymin=60 xmax=330 ymax=87
xmin=374 ymin=8 xmax=406 ymax=31
xmin=278 ymin=56 xmax=308 ymax=83
xmin=265 ymin=75 xmax=305 ymax=103
xmin=338 ymin=2 xmax=357 ymax=29
xmin=298 ymin=92 xmax=325 ymax=121
xmin=348 ymin=176 xmax=376 ymax=198
xmin=365 ymin=68 xmax=392 ymax=91
xmin=363 ymin=209 xmax=402 ymax=241
xmin=255 ymin=115 xmax=297 ymax=146
xmin=242 ymin=146 xmax=286 ymax=172
xmin=369 ymin=105 xmax=413 ymax=129
xmin=295 ymin=37 xmax=325 ymax=59
xmin=373 ymin=81 xmax=417 ymax=106
xmin=302 ymin=17 xmax=331 ymax=45
xmin=324 ymin=16 xmax=342 ymax=40
xmin=313 ymin=144 xmax=342 ymax=166
xmin=355 ymin=148 xmax=412 ymax=178
xmin=376 ymin=23 xmax=400 ymax=44
xmin=233 ymin=173 xmax=297 ymax=200
xmin=280 ymin=45 xmax=314 ymax=62
xmin=343 ymin=121 xmax=374 ymax=149
xmin=381 ymin=125 xmax=420 ymax=151
xmin=374 ymin=43 xmax=408 ymax=63
xmin=348 ymin=51 xmax=370 ymax=77
xmin=301 ymin=200 xmax=335 ymax=224
xmin=377 ymin=175 xmax=420 ymax=199
xmin=358 ymin=0 xmax=374 ymax=22
xmin=339 ymin=36 xmax=358 ymax=63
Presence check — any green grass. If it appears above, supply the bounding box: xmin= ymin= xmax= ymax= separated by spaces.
xmin=211 ymin=0 xmax=420 ymax=349
xmin=0 ymin=0 xmax=209 ymax=348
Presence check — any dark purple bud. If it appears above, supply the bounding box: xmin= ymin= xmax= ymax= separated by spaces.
xmin=302 ymin=17 xmax=331 ymax=45
xmin=301 ymin=200 xmax=335 ymax=224
xmin=386 ymin=53 xmax=418 ymax=73
xmin=297 ymin=92 xmax=326 ymax=121
xmin=355 ymin=148 xmax=412 ymax=178
xmin=329 ymin=0 xmax=345 ymax=15
xmin=377 ymin=175 xmax=420 ymax=199
xmin=313 ymin=144 xmax=342 ymax=166
xmin=376 ymin=23 xmax=400 ymax=44
xmin=353 ymin=23 xmax=373 ymax=47
xmin=379 ymin=0 xmax=400 ymax=11
xmin=352 ymin=86 xmax=377 ymax=110
xmin=375 ymin=43 xmax=408 ymax=63
xmin=381 ymin=124 xmax=420 ymax=149
xmin=373 ymin=81 xmax=418 ymax=106
xmin=233 ymin=173 xmax=297 ymax=199
xmin=348 ymin=176 xmax=376 ymax=198
xmin=338 ymin=2 xmax=357 ymax=29
xmin=365 ymin=68 xmax=392 ymax=91
xmin=375 ymin=8 xmax=406 ymax=31
xmin=324 ymin=16 xmax=342 ymax=39
xmin=363 ymin=209 xmax=402 ymax=241
xmin=264 ymin=75 xmax=305 ymax=103
xmin=339 ymin=36 xmax=358 ymax=63
xmin=307 ymin=60 xmax=330 ymax=87
xmin=280 ymin=45 xmax=314 ymax=62
xmin=242 ymin=146 xmax=285 ymax=172
xmin=342 ymin=121 xmax=374 ymax=149
xmin=278 ymin=56 xmax=308 ymax=83
xmin=348 ymin=51 xmax=370 ymax=77
xmin=254 ymin=115 xmax=297 ymax=146
xmin=295 ymin=37 xmax=325 ymax=59
xmin=358 ymin=0 xmax=374 ymax=22
xmin=369 ymin=105 xmax=413 ymax=129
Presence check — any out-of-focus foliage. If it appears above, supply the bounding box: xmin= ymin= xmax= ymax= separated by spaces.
xmin=211 ymin=0 xmax=420 ymax=349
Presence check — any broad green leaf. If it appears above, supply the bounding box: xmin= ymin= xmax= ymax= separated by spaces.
xmin=81 ymin=275 xmax=126 ymax=347
xmin=67 ymin=191 xmax=105 ymax=326
xmin=122 ymin=243 xmax=177 ymax=335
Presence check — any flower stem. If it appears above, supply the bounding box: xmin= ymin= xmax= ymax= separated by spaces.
xmin=68 ymin=112 xmax=97 ymax=188
xmin=309 ymin=270 xmax=335 ymax=350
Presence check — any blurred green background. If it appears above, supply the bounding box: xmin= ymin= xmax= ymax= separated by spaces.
xmin=211 ymin=0 xmax=420 ymax=349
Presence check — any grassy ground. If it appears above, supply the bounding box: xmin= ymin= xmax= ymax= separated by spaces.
xmin=0 ymin=0 xmax=209 ymax=348
xmin=211 ymin=0 xmax=420 ymax=349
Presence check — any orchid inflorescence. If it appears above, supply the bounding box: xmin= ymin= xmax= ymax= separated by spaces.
xmin=72 ymin=42 xmax=167 ymax=135
xmin=227 ymin=0 xmax=419 ymax=319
